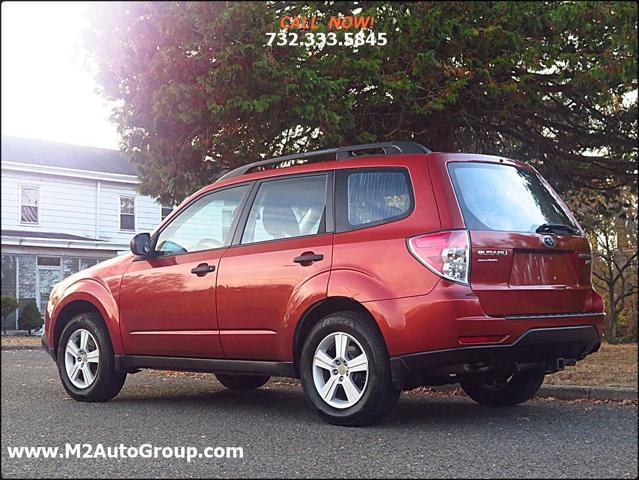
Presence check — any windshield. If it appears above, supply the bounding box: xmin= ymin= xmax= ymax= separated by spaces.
xmin=448 ymin=162 xmax=579 ymax=234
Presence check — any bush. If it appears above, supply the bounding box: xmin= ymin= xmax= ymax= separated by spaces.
xmin=1 ymin=296 xmax=19 ymax=334
xmin=18 ymin=299 xmax=43 ymax=336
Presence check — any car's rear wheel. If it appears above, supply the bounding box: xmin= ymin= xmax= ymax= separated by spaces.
xmin=215 ymin=374 xmax=270 ymax=390
xmin=299 ymin=311 xmax=400 ymax=426
xmin=460 ymin=370 xmax=545 ymax=407
xmin=57 ymin=312 xmax=126 ymax=402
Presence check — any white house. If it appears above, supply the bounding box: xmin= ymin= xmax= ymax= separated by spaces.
xmin=1 ymin=136 xmax=171 ymax=326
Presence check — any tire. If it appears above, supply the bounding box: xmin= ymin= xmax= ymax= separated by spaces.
xmin=299 ymin=311 xmax=400 ymax=426
xmin=56 ymin=312 xmax=126 ymax=402
xmin=215 ymin=374 xmax=270 ymax=390
xmin=460 ymin=370 xmax=545 ymax=407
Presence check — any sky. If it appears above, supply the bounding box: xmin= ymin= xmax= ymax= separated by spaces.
xmin=1 ymin=2 xmax=120 ymax=150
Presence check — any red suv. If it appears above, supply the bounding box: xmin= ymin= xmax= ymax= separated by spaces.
xmin=43 ymin=141 xmax=604 ymax=426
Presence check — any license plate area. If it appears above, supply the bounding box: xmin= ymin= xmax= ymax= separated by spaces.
xmin=509 ymin=251 xmax=579 ymax=286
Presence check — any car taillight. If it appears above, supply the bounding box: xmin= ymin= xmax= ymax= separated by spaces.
xmin=407 ymin=230 xmax=470 ymax=285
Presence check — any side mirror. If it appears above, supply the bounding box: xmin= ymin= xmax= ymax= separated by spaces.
xmin=130 ymin=232 xmax=151 ymax=256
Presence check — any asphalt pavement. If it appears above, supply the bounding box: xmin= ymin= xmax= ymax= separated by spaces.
xmin=1 ymin=349 xmax=637 ymax=478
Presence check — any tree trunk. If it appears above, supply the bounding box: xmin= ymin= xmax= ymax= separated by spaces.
xmin=608 ymin=287 xmax=617 ymax=341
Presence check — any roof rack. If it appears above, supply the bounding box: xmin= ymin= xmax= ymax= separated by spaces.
xmin=217 ymin=140 xmax=431 ymax=181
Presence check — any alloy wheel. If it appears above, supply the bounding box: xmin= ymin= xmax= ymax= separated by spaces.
xmin=64 ymin=329 xmax=100 ymax=389
xmin=312 ymin=331 xmax=369 ymax=409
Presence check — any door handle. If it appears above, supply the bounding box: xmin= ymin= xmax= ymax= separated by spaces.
xmin=293 ymin=252 xmax=324 ymax=265
xmin=191 ymin=263 xmax=216 ymax=276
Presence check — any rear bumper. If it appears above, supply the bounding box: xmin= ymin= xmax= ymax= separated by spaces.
xmin=366 ymin=281 xmax=606 ymax=360
xmin=390 ymin=325 xmax=601 ymax=390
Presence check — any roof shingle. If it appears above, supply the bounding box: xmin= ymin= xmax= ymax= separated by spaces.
xmin=1 ymin=229 xmax=104 ymax=242
xmin=1 ymin=136 xmax=137 ymax=176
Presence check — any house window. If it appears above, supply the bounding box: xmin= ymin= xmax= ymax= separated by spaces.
xmin=120 ymin=195 xmax=135 ymax=231
xmin=37 ymin=257 xmax=61 ymax=267
xmin=20 ymin=186 xmax=39 ymax=224
xmin=161 ymin=205 xmax=174 ymax=221
xmin=79 ymin=258 xmax=98 ymax=270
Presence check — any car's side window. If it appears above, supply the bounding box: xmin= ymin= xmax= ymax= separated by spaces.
xmin=155 ymin=185 xmax=248 ymax=255
xmin=241 ymin=175 xmax=328 ymax=244
xmin=335 ymin=168 xmax=413 ymax=232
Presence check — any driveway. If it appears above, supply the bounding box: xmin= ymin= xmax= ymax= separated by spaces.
xmin=1 ymin=349 xmax=637 ymax=478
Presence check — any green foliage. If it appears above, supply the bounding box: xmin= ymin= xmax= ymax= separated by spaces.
xmin=616 ymin=311 xmax=638 ymax=343
xmin=1 ymin=296 xmax=19 ymax=333
xmin=85 ymin=1 xmax=637 ymax=205
xmin=1 ymin=296 xmax=18 ymax=320
xmin=18 ymin=300 xmax=42 ymax=334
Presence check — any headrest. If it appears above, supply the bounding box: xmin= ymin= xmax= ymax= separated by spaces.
xmin=262 ymin=202 xmax=300 ymax=238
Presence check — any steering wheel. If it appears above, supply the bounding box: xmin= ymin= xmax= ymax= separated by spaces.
xmin=194 ymin=237 xmax=224 ymax=250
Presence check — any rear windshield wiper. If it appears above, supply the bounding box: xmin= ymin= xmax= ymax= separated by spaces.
xmin=535 ymin=223 xmax=580 ymax=235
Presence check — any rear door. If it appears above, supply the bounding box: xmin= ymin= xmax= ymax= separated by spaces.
xmin=216 ymin=172 xmax=333 ymax=361
xmin=447 ymin=161 xmax=593 ymax=316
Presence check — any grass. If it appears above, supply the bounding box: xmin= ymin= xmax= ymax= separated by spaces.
xmin=544 ymin=342 xmax=637 ymax=388
xmin=1 ymin=335 xmax=42 ymax=347
xmin=2 ymin=335 xmax=636 ymax=388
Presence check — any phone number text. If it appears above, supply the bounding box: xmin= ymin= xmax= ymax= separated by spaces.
xmin=265 ymin=31 xmax=387 ymax=48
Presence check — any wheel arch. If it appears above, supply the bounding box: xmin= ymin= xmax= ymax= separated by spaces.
xmin=52 ymin=300 xmax=102 ymax=357
xmin=49 ymin=280 xmax=123 ymax=358
xmin=292 ymin=296 xmax=387 ymax=376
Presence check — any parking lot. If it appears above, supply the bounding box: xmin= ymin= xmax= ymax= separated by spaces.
xmin=1 ymin=349 xmax=637 ymax=478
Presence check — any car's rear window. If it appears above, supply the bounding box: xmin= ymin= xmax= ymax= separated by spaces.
xmin=448 ymin=162 xmax=578 ymax=233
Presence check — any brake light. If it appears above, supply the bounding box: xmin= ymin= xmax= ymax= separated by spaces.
xmin=407 ymin=230 xmax=470 ymax=285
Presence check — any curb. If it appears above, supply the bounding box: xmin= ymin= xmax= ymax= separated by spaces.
xmin=429 ymin=384 xmax=638 ymax=402
xmin=582 ymin=386 xmax=638 ymax=401
xmin=1 ymin=345 xmax=42 ymax=351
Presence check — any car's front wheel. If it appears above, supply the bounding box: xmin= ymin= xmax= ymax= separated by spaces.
xmin=299 ymin=311 xmax=400 ymax=426
xmin=460 ymin=370 xmax=545 ymax=407
xmin=57 ymin=312 xmax=126 ymax=402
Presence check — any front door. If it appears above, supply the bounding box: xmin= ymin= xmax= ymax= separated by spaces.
xmin=119 ymin=184 xmax=250 ymax=358
xmin=217 ymin=173 xmax=333 ymax=361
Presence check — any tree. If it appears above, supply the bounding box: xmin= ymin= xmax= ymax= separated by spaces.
xmin=569 ymin=188 xmax=638 ymax=341
xmin=1 ymin=296 xmax=19 ymax=335
xmin=85 ymin=1 xmax=637 ymax=205
xmin=595 ymin=226 xmax=638 ymax=341
xmin=18 ymin=300 xmax=43 ymax=336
